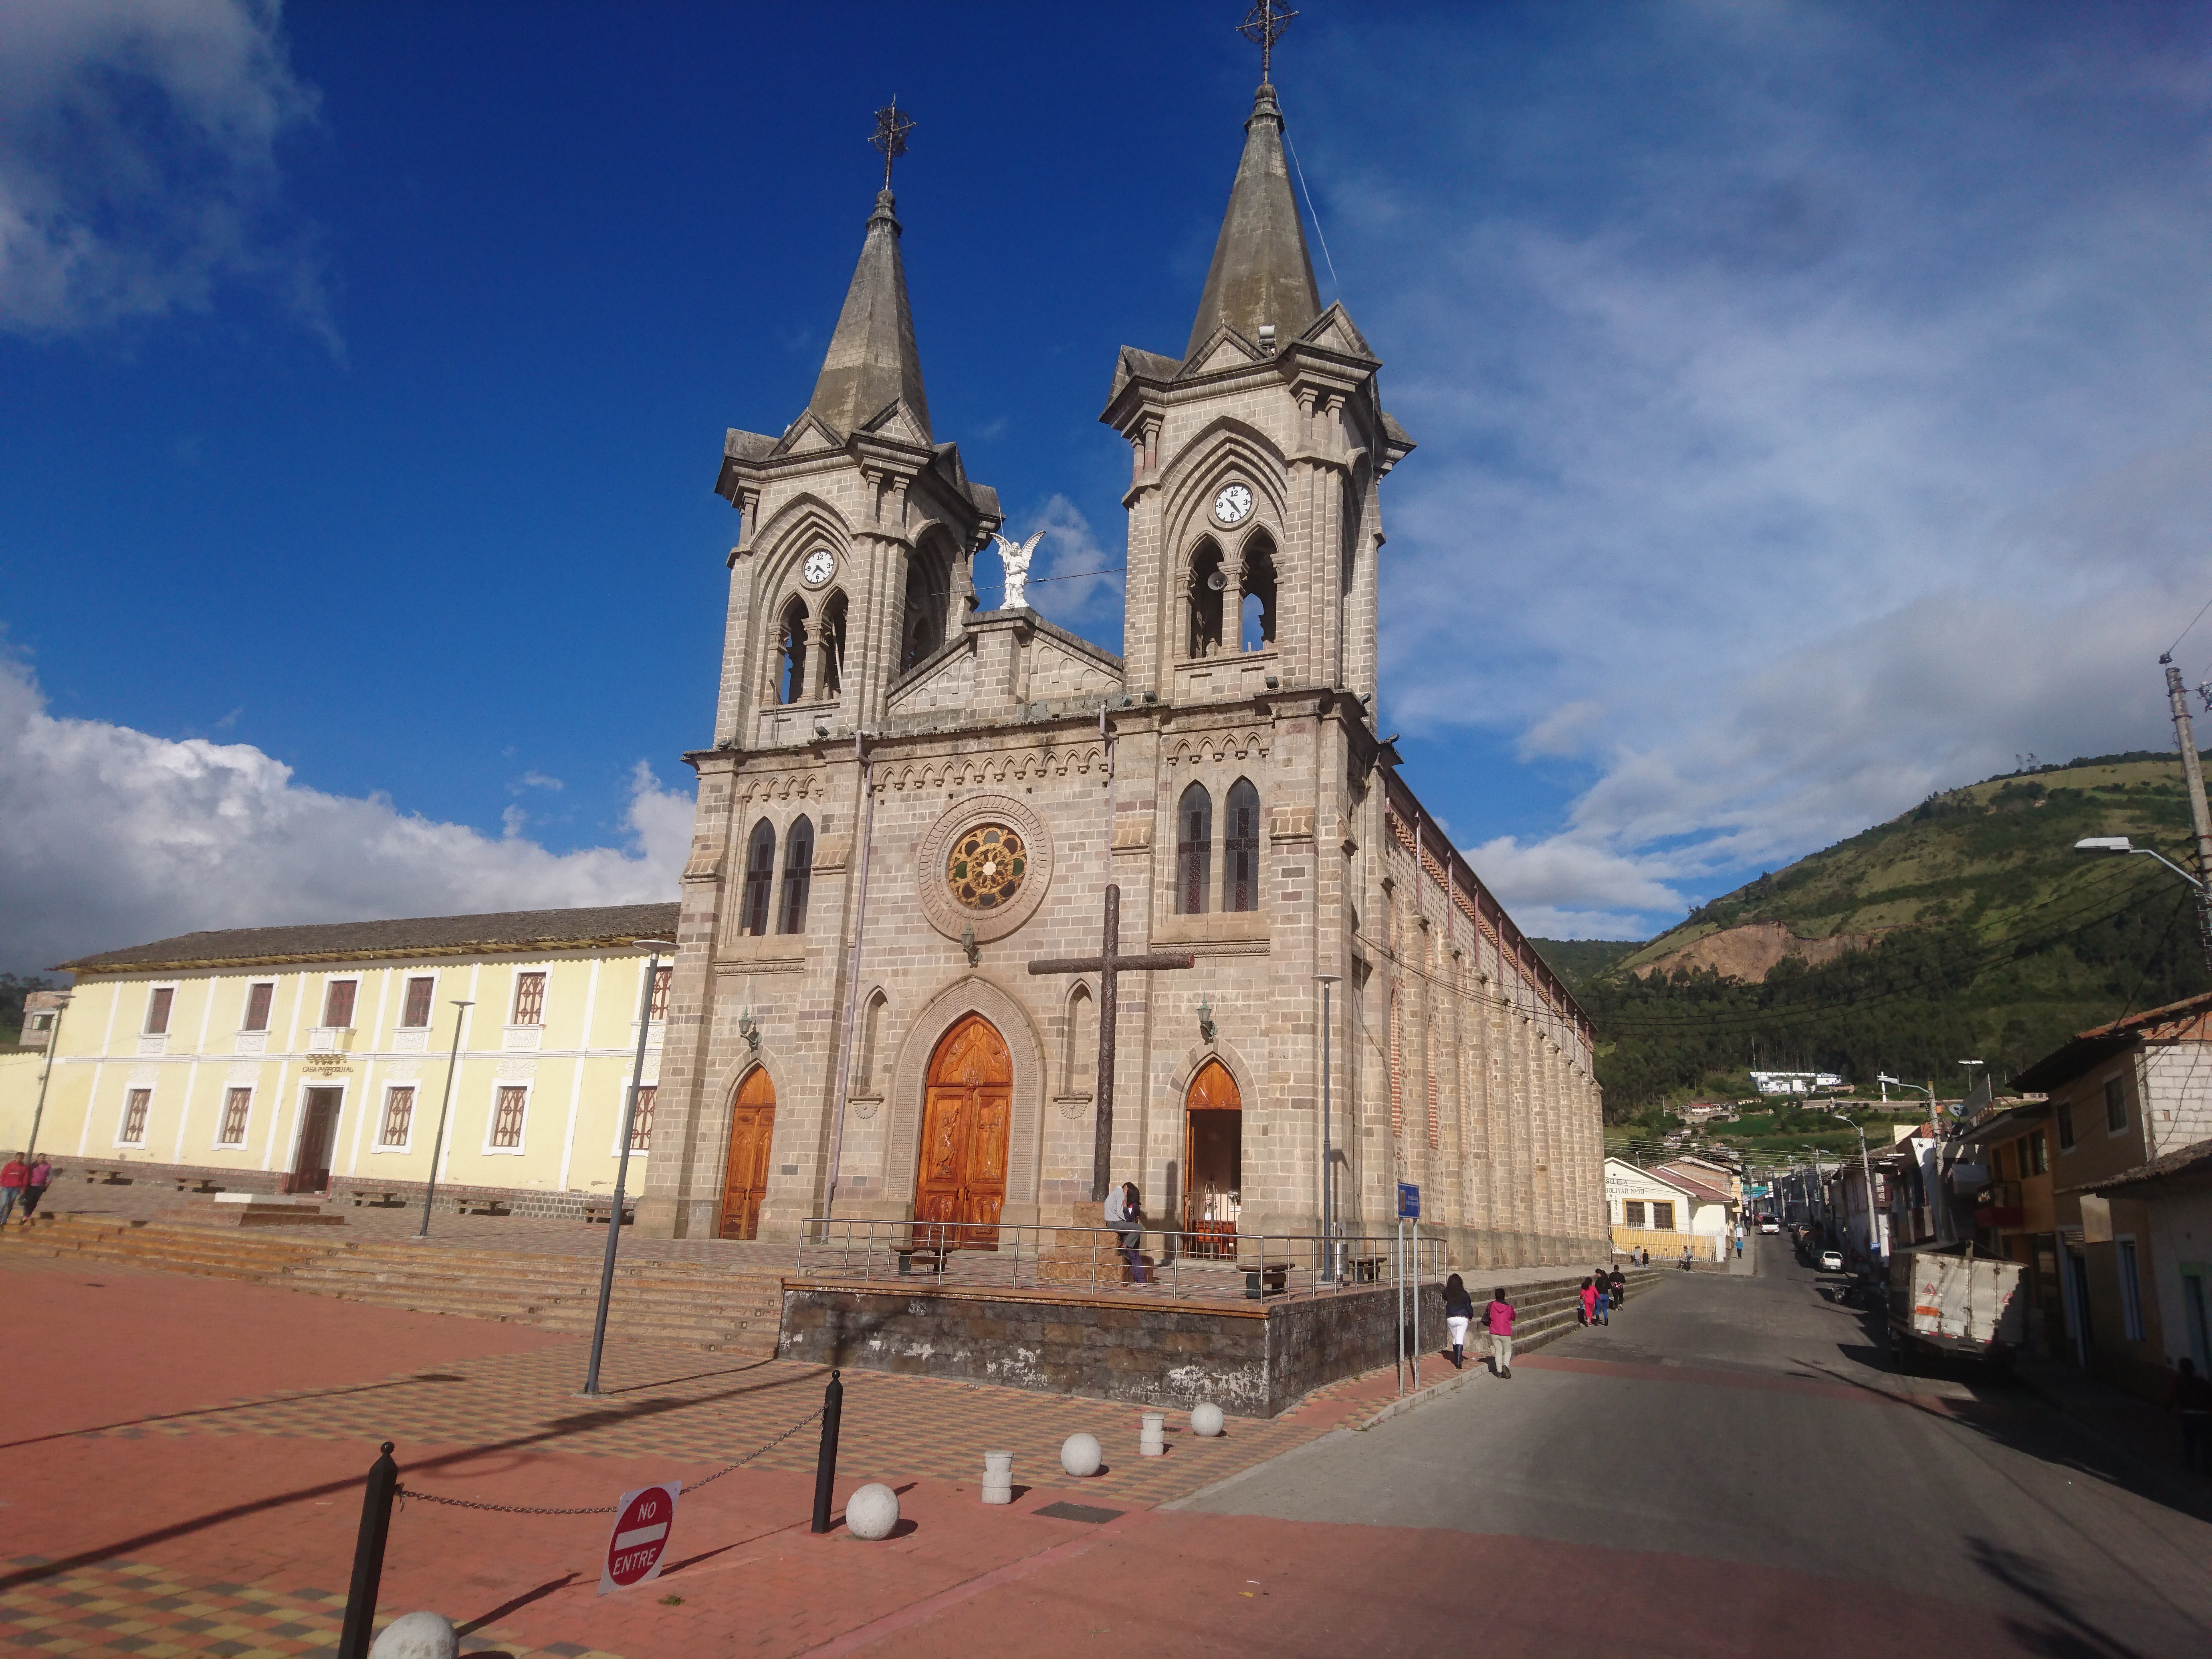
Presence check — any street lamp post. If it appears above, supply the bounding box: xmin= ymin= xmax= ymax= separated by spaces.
xmin=1834 ymin=1115 xmax=1881 ymax=1265
xmin=582 ymin=940 xmax=674 ymax=1398
xmin=20 ymin=993 xmax=71 ymax=1173
xmin=1317 ymin=973 xmax=1340 ymax=1281
xmin=2075 ymin=836 xmax=2212 ymax=976
xmin=414 ymin=1001 xmax=474 ymax=1241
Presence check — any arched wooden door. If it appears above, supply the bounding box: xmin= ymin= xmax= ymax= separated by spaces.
xmin=1184 ymin=1058 xmax=1242 ymax=1259
xmin=913 ymin=1014 xmax=1013 ymax=1249
xmin=718 ymin=1067 xmax=776 ymax=1241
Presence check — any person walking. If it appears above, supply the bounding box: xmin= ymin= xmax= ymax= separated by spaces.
xmin=1111 ymin=1181 xmax=1149 ymax=1284
xmin=1591 ymin=1269 xmax=1611 ymax=1325
xmin=19 ymin=1155 xmax=52 ymax=1222
xmin=2170 ymin=1357 xmax=2212 ymax=1474
xmin=1442 ymin=1273 xmax=1474 ymax=1370
xmin=1483 ymin=1287 xmax=1516 ymax=1377
xmin=0 ymin=1153 xmax=24 ymax=1228
xmin=1608 ymin=1264 xmax=1627 ymax=1314
xmin=1578 ymin=1276 xmax=1599 ymax=1327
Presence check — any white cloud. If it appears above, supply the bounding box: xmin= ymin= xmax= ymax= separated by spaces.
xmin=993 ymin=493 xmax=1124 ymax=635
xmin=0 ymin=0 xmax=329 ymax=341
xmin=1311 ymin=10 xmax=2212 ymax=936
xmin=0 ymin=652 xmax=691 ymax=973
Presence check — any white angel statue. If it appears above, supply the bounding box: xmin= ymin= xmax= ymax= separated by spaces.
xmin=991 ymin=529 xmax=1046 ymax=610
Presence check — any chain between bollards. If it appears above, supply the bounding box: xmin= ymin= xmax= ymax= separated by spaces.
xmin=337 ymin=1440 xmax=398 ymax=1659
xmin=809 ymin=1370 xmax=844 ymax=1534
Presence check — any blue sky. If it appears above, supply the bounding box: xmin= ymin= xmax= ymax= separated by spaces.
xmin=3 ymin=1 xmax=2210 ymax=972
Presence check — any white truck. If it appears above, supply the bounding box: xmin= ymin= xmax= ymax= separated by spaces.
xmin=1886 ymin=1245 xmax=2027 ymax=1363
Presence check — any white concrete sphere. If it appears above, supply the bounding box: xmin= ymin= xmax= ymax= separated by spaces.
xmin=1060 ymin=1431 xmax=1103 ymax=1477
xmin=1190 ymin=1402 xmax=1225 ymax=1438
xmin=845 ymin=1481 xmax=900 ymax=1540
xmin=369 ymin=1612 xmax=458 ymax=1659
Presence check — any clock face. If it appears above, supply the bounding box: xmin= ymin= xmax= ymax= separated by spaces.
xmin=1213 ymin=482 xmax=1254 ymax=526
xmin=801 ymin=548 xmax=836 ymax=587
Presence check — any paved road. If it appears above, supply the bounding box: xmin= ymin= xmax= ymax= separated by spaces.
xmin=1176 ymin=1236 xmax=2212 ymax=1657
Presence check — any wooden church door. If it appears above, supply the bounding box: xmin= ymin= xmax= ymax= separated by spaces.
xmin=1183 ymin=1059 xmax=1242 ymax=1258
xmin=718 ymin=1067 xmax=777 ymax=1240
xmin=912 ymin=1014 xmax=1013 ymax=1249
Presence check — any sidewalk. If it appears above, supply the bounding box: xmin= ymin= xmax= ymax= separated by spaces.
xmin=2010 ymin=1349 xmax=2212 ymax=1520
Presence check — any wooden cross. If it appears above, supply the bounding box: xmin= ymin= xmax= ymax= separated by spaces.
xmin=1028 ymin=883 xmax=1196 ymax=1204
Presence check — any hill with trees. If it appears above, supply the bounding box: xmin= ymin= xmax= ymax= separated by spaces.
xmin=1535 ymin=752 xmax=2212 ymax=1115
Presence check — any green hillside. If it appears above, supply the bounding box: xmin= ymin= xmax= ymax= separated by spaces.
xmin=1529 ymin=938 xmax=1639 ymax=993
xmin=1575 ymin=751 xmax=2212 ymax=1114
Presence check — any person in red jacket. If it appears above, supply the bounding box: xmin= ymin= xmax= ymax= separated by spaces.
xmin=0 ymin=1154 xmax=24 ymax=1228
xmin=1484 ymin=1288 xmax=1516 ymax=1378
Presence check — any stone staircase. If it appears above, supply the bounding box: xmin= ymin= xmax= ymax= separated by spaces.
xmin=3 ymin=1215 xmax=785 ymax=1356
xmin=1470 ymin=1268 xmax=1665 ymax=1359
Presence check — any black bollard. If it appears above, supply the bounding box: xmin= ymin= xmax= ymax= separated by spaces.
xmin=337 ymin=1441 xmax=399 ymax=1659
xmin=809 ymin=1370 xmax=844 ymax=1534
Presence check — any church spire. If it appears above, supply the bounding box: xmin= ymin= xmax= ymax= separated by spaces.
xmin=1184 ymin=71 xmax=1321 ymax=363
xmin=807 ymin=102 xmax=930 ymax=442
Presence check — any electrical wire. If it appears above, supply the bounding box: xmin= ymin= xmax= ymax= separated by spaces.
xmin=2169 ymin=587 xmax=2212 ymax=659
xmin=1284 ymin=131 xmax=1341 ymax=298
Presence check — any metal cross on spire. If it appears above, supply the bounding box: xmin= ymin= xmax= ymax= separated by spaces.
xmin=870 ymin=97 xmax=914 ymax=188
xmin=1237 ymin=0 xmax=1297 ymax=82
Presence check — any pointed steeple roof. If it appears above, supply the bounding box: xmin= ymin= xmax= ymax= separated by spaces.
xmin=1185 ymin=83 xmax=1322 ymax=365
xmin=808 ymin=188 xmax=931 ymax=442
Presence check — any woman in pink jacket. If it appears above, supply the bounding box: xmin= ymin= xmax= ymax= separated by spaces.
xmin=1483 ymin=1288 xmax=1516 ymax=1378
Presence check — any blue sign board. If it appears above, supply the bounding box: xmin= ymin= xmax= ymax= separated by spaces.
xmin=1397 ymin=1182 xmax=1421 ymax=1220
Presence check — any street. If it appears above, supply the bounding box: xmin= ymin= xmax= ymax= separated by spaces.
xmin=1169 ymin=1236 xmax=2212 ymax=1657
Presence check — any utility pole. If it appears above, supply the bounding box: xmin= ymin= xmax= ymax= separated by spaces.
xmin=2162 ymin=653 xmax=2212 ymax=975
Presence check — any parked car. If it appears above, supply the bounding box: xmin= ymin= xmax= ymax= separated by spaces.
xmin=1758 ymin=1217 xmax=1781 ymax=1234
xmin=1818 ymin=1249 xmax=1845 ymax=1272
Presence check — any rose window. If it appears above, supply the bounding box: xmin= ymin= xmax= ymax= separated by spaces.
xmin=947 ymin=825 xmax=1026 ymax=911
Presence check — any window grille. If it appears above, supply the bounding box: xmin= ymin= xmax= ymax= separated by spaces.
xmin=120 ymin=1088 xmax=151 ymax=1144
xmin=1624 ymin=1201 xmax=1646 ymax=1227
xmin=490 ymin=1086 xmax=528 ymax=1148
xmin=1223 ymin=779 xmax=1260 ymax=912
xmin=322 ymin=980 xmax=357 ymax=1029
xmin=649 ymin=965 xmax=672 ymax=1021
xmin=511 ymin=972 xmax=546 ymax=1026
xmin=1652 ymin=1201 xmax=1675 ymax=1231
xmin=401 ymin=976 xmax=435 ymax=1029
xmin=218 ymin=1088 xmax=252 ymax=1146
xmin=243 ymin=982 xmax=274 ymax=1032
xmin=145 ymin=987 xmax=174 ymax=1035
xmin=629 ymin=1085 xmax=657 ymax=1152
xmin=1176 ymin=784 xmax=1212 ymax=915
xmin=380 ymin=1087 xmax=415 ymax=1147
xmin=779 ymin=817 xmax=815 ymax=934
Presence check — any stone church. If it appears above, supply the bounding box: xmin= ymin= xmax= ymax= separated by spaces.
xmin=638 ymin=75 xmax=1608 ymax=1267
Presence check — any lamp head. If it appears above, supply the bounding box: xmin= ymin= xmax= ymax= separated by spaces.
xmin=633 ymin=938 xmax=676 ymax=952
xmin=2074 ymin=836 xmax=2133 ymax=854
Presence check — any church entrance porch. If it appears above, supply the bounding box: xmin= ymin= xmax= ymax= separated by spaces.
xmin=913 ymin=1013 xmax=1012 ymax=1250
xmin=719 ymin=1066 xmax=776 ymax=1241
xmin=281 ymin=1087 xmax=342 ymax=1195
xmin=1183 ymin=1058 xmax=1242 ymax=1259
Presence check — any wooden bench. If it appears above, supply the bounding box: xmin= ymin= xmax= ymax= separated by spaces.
xmin=1243 ymin=1261 xmax=1290 ymax=1300
xmin=584 ymin=1200 xmax=636 ymax=1226
xmin=1350 ymin=1255 xmax=1385 ymax=1284
xmin=349 ymin=1188 xmax=406 ymax=1208
xmin=455 ymin=1198 xmax=511 ymax=1217
xmin=894 ymin=1246 xmax=949 ymax=1278
xmin=173 ymin=1177 xmax=224 ymax=1195
xmin=81 ymin=1164 xmax=133 ymax=1185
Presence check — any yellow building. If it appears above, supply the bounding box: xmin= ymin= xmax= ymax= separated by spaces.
xmin=0 ymin=904 xmax=679 ymax=1216
xmin=1605 ymin=1156 xmax=1733 ymax=1263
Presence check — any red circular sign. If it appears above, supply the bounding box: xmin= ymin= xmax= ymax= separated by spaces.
xmin=605 ymin=1486 xmax=675 ymax=1588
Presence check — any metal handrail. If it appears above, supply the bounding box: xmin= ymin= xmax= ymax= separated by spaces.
xmin=794 ymin=1217 xmax=1446 ymax=1303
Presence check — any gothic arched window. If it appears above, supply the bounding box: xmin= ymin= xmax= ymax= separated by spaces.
xmin=777 ymin=598 xmax=809 ymax=705
xmin=819 ymin=593 xmax=848 ymax=698
xmin=1239 ymin=534 xmax=1277 ymax=652
xmin=740 ymin=819 xmax=776 ymax=936
xmin=902 ymin=547 xmax=947 ymax=671
xmin=1176 ymin=783 xmax=1213 ymax=915
xmin=1187 ymin=541 xmax=1225 ymax=659
xmin=1223 ymin=778 xmax=1260 ymax=912
xmin=1063 ymin=982 xmax=1096 ymax=1092
xmin=777 ymin=815 xmax=814 ymax=934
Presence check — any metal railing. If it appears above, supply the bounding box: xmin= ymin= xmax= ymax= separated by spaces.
xmin=795 ymin=1217 xmax=1446 ymax=1303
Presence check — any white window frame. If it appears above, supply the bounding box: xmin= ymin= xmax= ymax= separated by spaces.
xmin=483 ymin=1080 xmax=532 ymax=1155
xmin=116 ymin=1086 xmax=153 ymax=1147
xmin=374 ymin=1083 xmax=418 ymax=1153
xmin=143 ymin=982 xmax=179 ymax=1035
xmin=2117 ymin=1235 xmax=2145 ymax=1342
xmin=214 ymin=1086 xmax=253 ymax=1149
xmin=320 ymin=976 xmax=361 ymax=1031
xmin=397 ymin=972 xmax=440 ymax=1031
xmin=508 ymin=966 xmax=549 ymax=1030
xmin=240 ymin=979 xmax=278 ymax=1033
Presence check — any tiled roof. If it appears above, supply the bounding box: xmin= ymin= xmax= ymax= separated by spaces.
xmin=54 ymin=902 xmax=680 ymax=973
xmin=2012 ymin=988 xmax=2212 ymax=1092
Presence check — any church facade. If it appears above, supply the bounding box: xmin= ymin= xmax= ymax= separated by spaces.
xmin=638 ymin=79 xmax=1608 ymax=1267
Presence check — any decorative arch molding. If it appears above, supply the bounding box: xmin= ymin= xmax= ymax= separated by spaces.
xmin=751 ymin=496 xmax=854 ymax=592
xmin=697 ymin=1046 xmax=799 ymax=1189
xmin=881 ymin=975 xmax=1047 ymax=1216
xmin=1163 ymin=729 xmax=1271 ymax=769
xmin=878 ymin=744 xmax=1108 ymax=794
xmin=1158 ymin=418 xmax=1291 ymax=553
xmin=1168 ymin=1036 xmax=1261 ymax=1113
